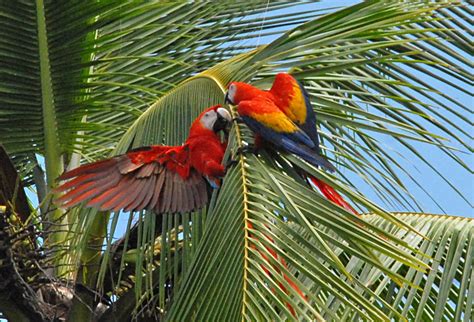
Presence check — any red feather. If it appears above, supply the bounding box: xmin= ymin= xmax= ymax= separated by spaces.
xmin=55 ymin=105 xmax=227 ymax=214
xmin=309 ymin=176 xmax=358 ymax=215
xmin=247 ymin=222 xmax=306 ymax=318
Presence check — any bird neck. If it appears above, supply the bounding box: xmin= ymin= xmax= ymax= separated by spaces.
xmin=188 ymin=122 xmax=218 ymax=140
xmin=235 ymin=83 xmax=264 ymax=103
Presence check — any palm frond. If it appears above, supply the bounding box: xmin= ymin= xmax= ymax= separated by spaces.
xmin=164 ymin=108 xmax=432 ymax=321
xmin=355 ymin=213 xmax=473 ymax=322
xmin=2 ymin=1 xmax=470 ymax=320
xmin=0 ymin=1 xmax=321 ymax=184
xmin=97 ymin=2 xmax=469 ymax=320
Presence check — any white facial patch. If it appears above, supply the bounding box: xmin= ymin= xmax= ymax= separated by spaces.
xmin=227 ymin=84 xmax=237 ymax=104
xmin=200 ymin=110 xmax=218 ymax=130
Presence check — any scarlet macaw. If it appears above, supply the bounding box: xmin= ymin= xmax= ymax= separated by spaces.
xmin=225 ymin=73 xmax=359 ymax=317
xmin=225 ymin=72 xmax=357 ymax=215
xmin=55 ymin=105 xmax=231 ymax=214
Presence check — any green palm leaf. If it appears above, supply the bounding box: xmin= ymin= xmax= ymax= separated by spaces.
xmin=86 ymin=2 xmax=470 ymax=320
xmin=357 ymin=213 xmax=473 ymax=322
xmin=0 ymin=1 xmax=470 ymax=321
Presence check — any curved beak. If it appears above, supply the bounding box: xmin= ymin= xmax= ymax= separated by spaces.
xmin=224 ymin=92 xmax=232 ymax=104
xmin=213 ymin=107 xmax=232 ymax=132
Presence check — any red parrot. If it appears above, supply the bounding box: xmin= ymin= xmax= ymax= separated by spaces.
xmin=225 ymin=72 xmax=357 ymax=215
xmin=247 ymin=222 xmax=306 ymax=317
xmin=225 ymin=73 xmax=358 ymax=316
xmin=55 ymin=105 xmax=231 ymax=214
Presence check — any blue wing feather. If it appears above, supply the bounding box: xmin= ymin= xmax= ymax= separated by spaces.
xmin=242 ymin=116 xmax=335 ymax=172
xmin=296 ymin=80 xmax=320 ymax=152
xmin=280 ymin=137 xmax=336 ymax=172
xmin=241 ymin=116 xmax=314 ymax=149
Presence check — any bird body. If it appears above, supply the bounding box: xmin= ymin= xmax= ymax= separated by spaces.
xmin=226 ymin=73 xmax=357 ymax=215
xmin=271 ymin=73 xmax=308 ymax=124
xmin=55 ymin=105 xmax=231 ymax=214
xmin=270 ymin=72 xmax=320 ymax=150
xmin=226 ymin=73 xmax=334 ymax=172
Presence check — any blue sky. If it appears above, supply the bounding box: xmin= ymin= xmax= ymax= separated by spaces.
xmin=248 ymin=1 xmax=473 ymax=217
xmin=2 ymin=3 xmax=470 ymax=321
xmin=24 ymin=2 xmax=472 ymax=223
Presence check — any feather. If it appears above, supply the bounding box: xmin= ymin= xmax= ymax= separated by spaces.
xmin=136 ymin=163 xmax=155 ymax=178
xmin=149 ymin=170 xmax=166 ymax=211
xmin=98 ymin=176 xmax=136 ymax=211
xmin=195 ymin=174 xmax=208 ymax=209
xmin=55 ymin=172 xmax=97 ymax=193
xmin=171 ymin=173 xmax=181 ymax=213
xmin=118 ymin=177 xmax=150 ymax=211
xmin=181 ymin=181 xmax=191 ymax=212
xmin=295 ymin=79 xmax=320 ymax=150
xmin=58 ymin=158 xmax=117 ymax=180
xmin=58 ymin=174 xmax=121 ymax=208
xmin=184 ymin=173 xmax=194 ymax=210
xmin=188 ymin=173 xmax=200 ymax=210
xmin=134 ymin=175 xmax=157 ymax=211
xmin=117 ymin=157 xmax=142 ymax=174
xmin=123 ymin=178 xmax=150 ymax=212
xmin=159 ymin=171 xmax=174 ymax=213
xmin=242 ymin=115 xmax=314 ymax=149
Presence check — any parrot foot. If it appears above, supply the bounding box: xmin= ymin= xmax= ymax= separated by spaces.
xmin=237 ymin=145 xmax=256 ymax=155
xmin=225 ymin=158 xmax=238 ymax=168
xmin=235 ymin=145 xmax=259 ymax=156
xmin=226 ymin=145 xmax=259 ymax=167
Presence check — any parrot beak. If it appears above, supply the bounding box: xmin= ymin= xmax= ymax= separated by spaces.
xmin=213 ymin=107 xmax=232 ymax=132
xmin=224 ymin=92 xmax=232 ymax=105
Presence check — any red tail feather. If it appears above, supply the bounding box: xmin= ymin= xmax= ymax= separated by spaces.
xmin=247 ymin=222 xmax=306 ymax=317
xmin=245 ymin=177 xmax=356 ymax=318
xmin=309 ymin=176 xmax=358 ymax=216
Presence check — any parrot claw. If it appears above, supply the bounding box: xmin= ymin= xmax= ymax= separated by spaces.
xmin=232 ymin=117 xmax=243 ymax=123
xmin=226 ymin=145 xmax=258 ymax=167
xmin=235 ymin=145 xmax=259 ymax=156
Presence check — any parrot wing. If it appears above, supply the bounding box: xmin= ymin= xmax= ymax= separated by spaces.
xmin=238 ymin=100 xmax=315 ymax=149
xmin=295 ymin=80 xmax=320 ymax=150
xmin=271 ymin=73 xmax=320 ymax=150
xmin=239 ymin=100 xmax=335 ymax=172
xmin=55 ymin=145 xmax=210 ymax=214
xmin=243 ymin=115 xmax=335 ymax=172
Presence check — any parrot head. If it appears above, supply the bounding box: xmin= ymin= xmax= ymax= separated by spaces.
xmin=225 ymin=82 xmax=262 ymax=105
xmin=190 ymin=105 xmax=232 ymax=136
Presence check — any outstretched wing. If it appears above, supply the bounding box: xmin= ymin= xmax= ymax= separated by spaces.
xmin=55 ymin=145 xmax=209 ymax=213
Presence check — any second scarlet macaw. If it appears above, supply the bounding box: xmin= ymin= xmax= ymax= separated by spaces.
xmin=225 ymin=72 xmax=357 ymax=215
xmin=55 ymin=105 xmax=231 ymax=214
xmin=225 ymin=73 xmax=359 ymax=317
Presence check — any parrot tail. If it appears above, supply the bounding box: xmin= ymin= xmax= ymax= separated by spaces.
xmin=279 ymin=137 xmax=336 ymax=173
xmin=309 ymin=176 xmax=358 ymax=216
xmin=247 ymin=222 xmax=306 ymax=318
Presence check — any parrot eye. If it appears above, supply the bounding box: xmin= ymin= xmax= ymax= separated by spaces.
xmin=200 ymin=110 xmax=218 ymax=130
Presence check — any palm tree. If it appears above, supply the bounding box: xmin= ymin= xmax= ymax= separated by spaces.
xmin=0 ymin=1 xmax=471 ymax=321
